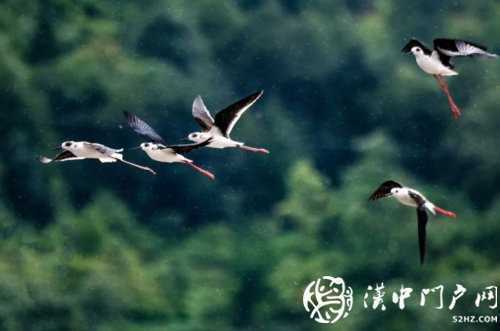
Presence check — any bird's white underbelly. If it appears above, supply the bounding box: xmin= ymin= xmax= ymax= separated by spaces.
xmin=207 ymin=135 xmax=242 ymax=149
xmin=394 ymin=188 xmax=424 ymax=208
xmin=72 ymin=149 xmax=117 ymax=162
xmin=395 ymin=194 xmax=418 ymax=208
xmin=416 ymin=56 xmax=457 ymax=76
xmin=394 ymin=188 xmax=435 ymax=211
xmin=146 ymin=150 xmax=189 ymax=163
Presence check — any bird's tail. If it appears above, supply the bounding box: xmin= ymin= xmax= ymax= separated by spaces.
xmin=111 ymin=153 xmax=124 ymax=160
xmin=434 ymin=206 xmax=456 ymax=218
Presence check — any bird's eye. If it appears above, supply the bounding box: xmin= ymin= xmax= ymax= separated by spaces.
xmin=64 ymin=142 xmax=72 ymax=147
xmin=144 ymin=143 xmax=149 ymax=147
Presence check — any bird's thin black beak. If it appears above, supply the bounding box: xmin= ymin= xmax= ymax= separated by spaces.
xmin=181 ymin=138 xmax=191 ymax=142
xmin=128 ymin=146 xmax=142 ymax=150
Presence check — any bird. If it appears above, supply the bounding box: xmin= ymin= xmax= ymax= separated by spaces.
xmin=369 ymin=180 xmax=456 ymax=265
xmin=402 ymin=38 xmax=497 ymax=119
xmin=123 ymin=111 xmax=215 ymax=180
xmin=187 ymin=90 xmax=270 ymax=154
xmin=40 ymin=141 xmax=156 ymax=175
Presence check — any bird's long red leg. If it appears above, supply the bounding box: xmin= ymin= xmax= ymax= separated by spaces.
xmin=238 ymin=145 xmax=270 ymax=154
xmin=434 ymin=75 xmax=462 ymax=119
xmin=434 ymin=206 xmax=457 ymax=218
xmin=185 ymin=161 xmax=215 ymax=180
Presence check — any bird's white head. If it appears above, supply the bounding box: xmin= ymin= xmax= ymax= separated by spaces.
xmin=410 ymin=46 xmax=424 ymax=57
xmin=139 ymin=142 xmax=157 ymax=151
xmin=61 ymin=141 xmax=77 ymax=150
xmin=390 ymin=187 xmax=402 ymax=196
xmin=188 ymin=132 xmax=210 ymax=143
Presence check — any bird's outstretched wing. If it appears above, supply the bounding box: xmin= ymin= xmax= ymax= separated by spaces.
xmin=192 ymin=96 xmax=215 ymax=130
xmin=214 ymin=90 xmax=264 ymax=137
xmin=416 ymin=207 xmax=428 ymax=265
xmin=435 ymin=51 xmax=454 ymax=69
xmin=39 ymin=150 xmax=83 ymax=163
xmin=123 ymin=111 xmax=166 ymax=144
xmin=368 ymin=180 xmax=402 ymax=200
xmin=408 ymin=191 xmax=428 ymax=265
xmin=434 ymin=38 xmax=498 ymax=58
xmin=163 ymin=138 xmax=212 ymax=154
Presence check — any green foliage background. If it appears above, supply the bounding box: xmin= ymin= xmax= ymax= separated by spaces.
xmin=1 ymin=1 xmax=500 ymax=330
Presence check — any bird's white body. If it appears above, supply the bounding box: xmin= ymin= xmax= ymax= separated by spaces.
xmin=136 ymin=142 xmax=215 ymax=180
xmin=140 ymin=143 xmax=191 ymax=163
xmin=63 ymin=141 xmax=123 ymax=162
xmin=188 ymin=92 xmax=269 ymax=154
xmin=391 ymin=187 xmax=437 ymax=215
xmin=40 ymin=141 xmax=156 ymax=175
xmin=414 ymin=51 xmax=458 ymax=76
xmin=189 ymin=127 xmax=242 ymax=149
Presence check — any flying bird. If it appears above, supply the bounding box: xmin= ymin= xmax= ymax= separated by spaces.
xmin=40 ymin=141 xmax=156 ymax=174
xmin=369 ymin=180 xmax=456 ymax=265
xmin=187 ymin=91 xmax=270 ymax=154
xmin=402 ymin=38 xmax=497 ymax=119
xmin=123 ymin=111 xmax=215 ymax=180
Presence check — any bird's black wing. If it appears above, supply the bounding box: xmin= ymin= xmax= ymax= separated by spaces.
xmin=123 ymin=111 xmax=166 ymax=144
xmin=163 ymin=138 xmax=212 ymax=154
xmin=408 ymin=190 xmax=426 ymax=207
xmin=214 ymin=90 xmax=264 ymax=137
xmin=436 ymin=51 xmax=454 ymax=69
xmin=192 ymin=96 xmax=215 ymax=131
xmin=39 ymin=150 xmax=82 ymax=163
xmin=434 ymin=38 xmax=498 ymax=58
xmin=368 ymin=180 xmax=403 ymax=201
xmin=408 ymin=191 xmax=428 ymax=265
xmin=416 ymin=207 xmax=428 ymax=265
xmin=401 ymin=39 xmax=432 ymax=55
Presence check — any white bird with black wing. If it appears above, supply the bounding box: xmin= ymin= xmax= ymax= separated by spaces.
xmin=40 ymin=141 xmax=156 ymax=174
xmin=369 ymin=180 xmax=456 ymax=265
xmin=187 ymin=91 xmax=270 ymax=154
xmin=402 ymin=38 xmax=497 ymax=119
xmin=123 ymin=111 xmax=215 ymax=180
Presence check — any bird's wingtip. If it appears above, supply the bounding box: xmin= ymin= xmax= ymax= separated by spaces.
xmin=193 ymin=95 xmax=206 ymax=109
xmin=123 ymin=111 xmax=134 ymax=121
